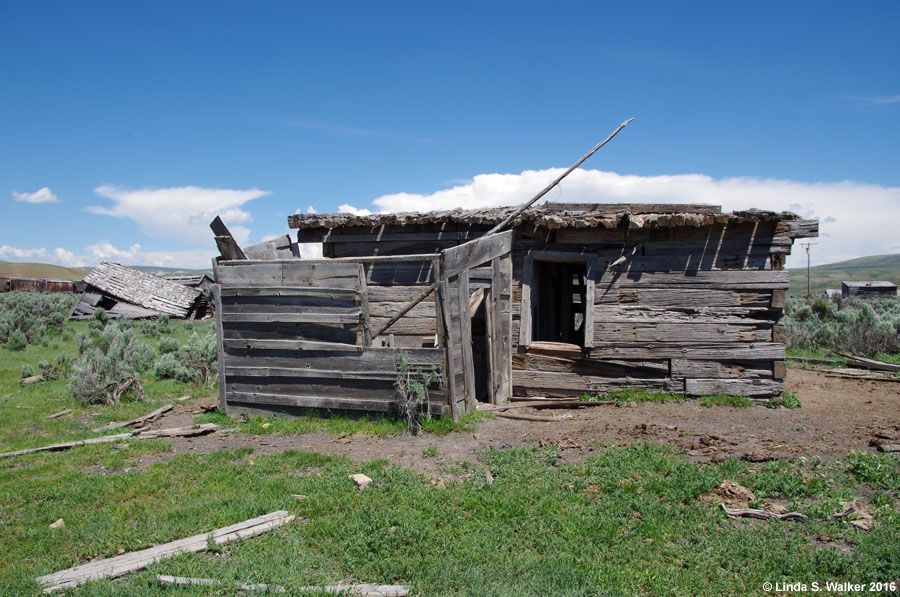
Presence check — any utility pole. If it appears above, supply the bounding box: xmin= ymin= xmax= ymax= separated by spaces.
xmin=801 ymin=242 xmax=817 ymax=296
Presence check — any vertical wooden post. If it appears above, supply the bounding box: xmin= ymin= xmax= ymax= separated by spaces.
xmin=584 ymin=255 xmax=597 ymax=349
xmin=496 ymin=253 xmax=513 ymax=402
xmin=212 ymin=284 xmax=227 ymax=411
xmin=484 ymin=269 xmax=497 ymax=405
xmin=356 ymin=263 xmax=372 ymax=347
xmin=457 ymin=270 xmax=476 ymax=411
xmin=519 ymin=252 xmax=534 ymax=349
xmin=437 ymin=276 xmax=460 ymax=421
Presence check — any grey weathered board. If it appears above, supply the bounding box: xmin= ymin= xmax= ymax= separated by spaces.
xmin=216 ymin=259 xmax=449 ymax=417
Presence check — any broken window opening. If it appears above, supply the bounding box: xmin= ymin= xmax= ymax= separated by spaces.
xmin=531 ymin=260 xmax=588 ymax=347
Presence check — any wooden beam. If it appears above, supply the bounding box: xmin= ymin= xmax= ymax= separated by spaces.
xmin=36 ymin=511 xmax=295 ymax=593
xmin=210 ymin=216 xmax=248 ymax=260
xmin=370 ymin=282 xmax=437 ymax=341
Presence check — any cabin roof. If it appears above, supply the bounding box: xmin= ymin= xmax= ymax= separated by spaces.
xmin=161 ymin=273 xmax=213 ymax=286
xmin=83 ymin=262 xmax=201 ymax=318
xmin=842 ymin=281 xmax=897 ymax=289
xmin=288 ymin=202 xmax=817 ymax=237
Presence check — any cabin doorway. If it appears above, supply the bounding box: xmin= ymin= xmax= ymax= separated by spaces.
xmin=469 ymin=288 xmax=491 ymax=402
xmin=531 ymin=260 xmax=587 ymax=347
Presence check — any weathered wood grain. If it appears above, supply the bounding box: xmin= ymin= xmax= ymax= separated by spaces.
xmin=441 ymin=230 xmax=513 ymax=278
xmin=684 ymin=378 xmax=783 ymax=397
xmin=670 ymin=359 xmax=773 ymax=379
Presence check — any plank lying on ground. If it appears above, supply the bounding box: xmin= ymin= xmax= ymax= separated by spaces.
xmin=0 ymin=432 xmax=137 ymax=458
xmin=0 ymin=424 xmax=220 ymax=459
xmin=494 ymin=412 xmax=559 ymax=422
xmin=156 ymin=575 xmax=285 ymax=593
xmin=44 ymin=409 xmax=73 ymax=419
xmin=478 ymin=400 xmax=615 ymax=412
xmin=719 ymin=503 xmax=808 ymax=521
xmin=135 ymin=423 xmax=220 ymax=439
xmin=155 ymin=575 xmax=409 ymax=596
xmin=92 ymin=404 xmax=174 ymax=432
xmin=36 ymin=510 xmax=296 ymax=593
xmin=836 ymin=352 xmax=900 ymax=372
xmin=825 ymin=372 xmax=900 ymax=383
xmin=786 ymin=356 xmax=842 ymax=365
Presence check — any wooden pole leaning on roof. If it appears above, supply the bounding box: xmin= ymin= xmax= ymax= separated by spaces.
xmin=485 ymin=117 xmax=635 ymax=235
xmin=368 ymin=118 xmax=634 ymax=341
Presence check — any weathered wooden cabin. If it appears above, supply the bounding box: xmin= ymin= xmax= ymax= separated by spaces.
xmin=841 ymin=281 xmax=897 ymax=300
xmin=213 ymin=203 xmax=817 ymax=420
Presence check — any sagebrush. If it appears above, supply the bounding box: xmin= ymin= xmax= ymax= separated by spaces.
xmin=785 ymin=295 xmax=900 ymax=355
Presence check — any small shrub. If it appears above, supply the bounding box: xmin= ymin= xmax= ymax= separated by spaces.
xmin=698 ymin=394 xmax=753 ymax=408
xmin=395 ymin=354 xmax=437 ymax=435
xmin=158 ymin=337 xmax=180 ymax=354
xmin=93 ymin=307 xmax=109 ymax=324
xmin=6 ymin=329 xmax=26 ymax=351
xmin=782 ymin=389 xmax=801 ymax=409
xmin=20 ymin=364 xmax=34 ymax=378
xmin=154 ymin=352 xmax=188 ymax=379
xmin=155 ymin=314 xmax=171 ymax=334
xmin=177 ymin=331 xmax=218 ymax=387
xmin=68 ymin=323 xmax=151 ymax=405
xmin=141 ymin=319 xmax=160 ymax=338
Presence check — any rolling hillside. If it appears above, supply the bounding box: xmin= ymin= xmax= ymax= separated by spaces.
xmin=0 ymin=261 xmax=88 ymax=281
xmin=789 ymin=253 xmax=900 ymax=295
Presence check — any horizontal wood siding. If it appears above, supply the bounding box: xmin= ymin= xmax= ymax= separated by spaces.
xmin=216 ymin=260 xmax=447 ymax=416
xmin=510 ymin=223 xmax=790 ymax=398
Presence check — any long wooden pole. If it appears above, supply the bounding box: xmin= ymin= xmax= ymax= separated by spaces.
xmin=368 ymin=120 xmax=634 ymax=342
xmin=486 ymin=118 xmax=634 ymax=235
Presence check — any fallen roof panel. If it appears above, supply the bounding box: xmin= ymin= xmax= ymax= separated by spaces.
xmin=83 ymin=263 xmax=201 ymax=318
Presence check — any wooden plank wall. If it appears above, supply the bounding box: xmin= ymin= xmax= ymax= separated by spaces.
xmin=216 ymin=260 xmax=446 ymax=416
xmin=511 ymin=222 xmax=790 ymax=398
xmin=315 ymin=221 xmax=791 ymax=401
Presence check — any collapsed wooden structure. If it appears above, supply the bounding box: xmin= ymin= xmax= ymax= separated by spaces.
xmin=213 ymin=202 xmax=817 ymax=420
xmin=70 ymin=262 xmax=203 ymax=320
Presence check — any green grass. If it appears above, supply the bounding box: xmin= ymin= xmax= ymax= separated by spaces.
xmin=2 ymin=299 xmax=899 ymax=594
xmin=581 ymin=390 xmax=687 ymax=404
xmin=699 ymin=394 xmax=754 ymax=408
xmin=1 ymin=439 xmax=898 ymax=595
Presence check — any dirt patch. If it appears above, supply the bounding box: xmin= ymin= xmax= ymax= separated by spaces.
xmin=138 ymin=369 xmax=900 ymax=478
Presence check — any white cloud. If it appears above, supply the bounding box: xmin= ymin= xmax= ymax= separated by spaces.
xmin=857 ymin=94 xmax=900 ymax=106
xmin=362 ymin=169 xmax=900 ymax=268
xmin=85 ymin=241 xmax=142 ymax=262
xmin=11 ymin=187 xmax=60 ymax=204
xmin=338 ymin=204 xmax=372 ymax=216
xmin=297 ymin=243 xmax=323 ymax=259
xmin=0 ymin=240 xmax=214 ymax=270
xmin=0 ymin=245 xmax=85 ymax=267
xmin=88 ymin=185 xmax=267 ymax=246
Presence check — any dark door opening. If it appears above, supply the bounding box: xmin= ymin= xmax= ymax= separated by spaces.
xmin=469 ymin=288 xmax=491 ymax=401
xmin=532 ymin=260 xmax=587 ymax=347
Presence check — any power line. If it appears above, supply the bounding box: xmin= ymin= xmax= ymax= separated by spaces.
xmin=800 ymin=242 xmax=818 ymax=296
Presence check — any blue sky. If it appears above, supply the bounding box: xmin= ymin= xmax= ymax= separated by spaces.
xmin=2 ymin=1 xmax=898 ymax=269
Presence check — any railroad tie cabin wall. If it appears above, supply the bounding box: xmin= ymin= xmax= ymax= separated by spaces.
xmin=510 ymin=220 xmax=793 ymax=398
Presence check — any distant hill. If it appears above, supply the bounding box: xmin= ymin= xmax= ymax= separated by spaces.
xmin=122 ymin=265 xmax=213 ymax=278
xmin=789 ymin=253 xmax=900 ymax=295
xmin=0 ymin=261 xmax=88 ymax=281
